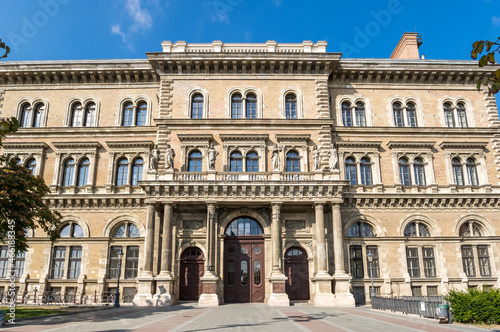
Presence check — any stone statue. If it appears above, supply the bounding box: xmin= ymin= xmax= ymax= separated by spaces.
xmin=207 ymin=144 xmax=218 ymax=170
xmin=271 ymin=145 xmax=282 ymax=171
xmin=149 ymin=145 xmax=160 ymax=170
xmin=165 ymin=144 xmax=175 ymax=170
xmin=328 ymin=146 xmax=339 ymax=171
xmin=312 ymin=146 xmax=321 ymax=170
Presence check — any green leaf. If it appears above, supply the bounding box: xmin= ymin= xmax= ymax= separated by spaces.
xmin=477 ymin=80 xmax=482 ymax=90
xmin=486 ymin=41 xmax=494 ymax=52
xmin=479 ymin=54 xmax=489 ymax=67
xmin=488 ymin=52 xmax=496 ymax=64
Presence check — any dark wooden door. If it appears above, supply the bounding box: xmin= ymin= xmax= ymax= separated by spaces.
xmin=284 ymin=247 xmax=310 ymax=301
xmin=179 ymin=247 xmax=204 ymax=301
xmin=224 ymin=237 xmax=264 ymax=303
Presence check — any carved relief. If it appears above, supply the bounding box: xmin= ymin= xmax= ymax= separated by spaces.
xmin=183 ymin=220 xmax=204 ymax=230
xmin=285 ymin=220 xmax=306 ymax=230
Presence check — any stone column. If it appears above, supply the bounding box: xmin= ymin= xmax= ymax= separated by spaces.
xmin=331 ymin=202 xmax=355 ymax=307
xmin=133 ymin=203 xmax=156 ymax=306
xmin=312 ymin=202 xmax=335 ymax=306
xmin=199 ymin=201 xmax=219 ymax=306
xmin=268 ymin=202 xmax=289 ymax=306
xmin=155 ymin=202 xmax=174 ymax=305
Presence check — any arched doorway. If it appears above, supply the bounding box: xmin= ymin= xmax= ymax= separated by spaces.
xmin=224 ymin=217 xmax=265 ymax=303
xmin=179 ymin=247 xmax=204 ymax=301
xmin=284 ymin=247 xmax=310 ymax=301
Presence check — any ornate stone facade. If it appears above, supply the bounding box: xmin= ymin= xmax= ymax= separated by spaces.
xmin=1 ymin=33 xmax=499 ymax=306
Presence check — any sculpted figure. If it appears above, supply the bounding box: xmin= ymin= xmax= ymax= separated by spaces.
xmin=207 ymin=144 xmax=218 ymax=170
xmin=149 ymin=145 xmax=160 ymax=170
xmin=312 ymin=146 xmax=321 ymax=170
xmin=271 ymin=145 xmax=282 ymax=171
xmin=328 ymin=146 xmax=339 ymax=171
xmin=165 ymin=144 xmax=175 ymax=170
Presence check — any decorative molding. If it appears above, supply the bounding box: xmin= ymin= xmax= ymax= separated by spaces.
xmin=46 ymin=196 xmax=146 ymax=210
xmin=177 ymin=134 xmax=213 ymax=143
xmin=52 ymin=141 xmax=101 ymax=150
xmin=275 ymin=134 xmax=311 ymax=143
xmin=183 ymin=220 xmax=204 ymax=230
xmin=387 ymin=141 xmax=436 ymax=150
xmin=160 ymin=40 xmax=329 ymax=53
xmin=219 ymin=134 xmax=269 ymax=142
xmin=106 ymin=141 xmax=154 ymax=150
xmin=285 ymin=220 xmax=306 ymax=230
xmin=336 ymin=141 xmax=382 ymax=149
xmin=439 ymin=142 xmax=488 ymax=150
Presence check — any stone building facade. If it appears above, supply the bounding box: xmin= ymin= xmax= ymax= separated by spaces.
xmin=1 ymin=33 xmax=500 ymax=306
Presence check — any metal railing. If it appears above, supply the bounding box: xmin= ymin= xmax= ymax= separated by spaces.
xmin=371 ymin=296 xmax=447 ymax=319
xmin=0 ymin=290 xmax=135 ymax=306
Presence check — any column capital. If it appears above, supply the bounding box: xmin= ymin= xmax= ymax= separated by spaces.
xmin=330 ymin=201 xmax=343 ymax=208
xmin=271 ymin=202 xmax=283 ymax=208
xmin=161 ymin=201 xmax=174 ymax=208
xmin=314 ymin=201 xmax=327 ymax=208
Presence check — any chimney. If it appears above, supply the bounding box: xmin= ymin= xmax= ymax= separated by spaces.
xmin=390 ymin=32 xmax=422 ymax=60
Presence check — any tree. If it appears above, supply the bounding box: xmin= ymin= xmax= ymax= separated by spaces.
xmin=0 ymin=117 xmax=61 ymax=253
xmin=0 ymin=39 xmax=10 ymax=59
xmin=471 ymin=38 xmax=500 ymax=95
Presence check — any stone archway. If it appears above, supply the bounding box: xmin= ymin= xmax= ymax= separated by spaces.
xmin=179 ymin=247 xmax=204 ymax=301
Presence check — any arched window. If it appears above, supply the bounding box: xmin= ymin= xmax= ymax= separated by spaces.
xmin=393 ymin=102 xmax=404 ymax=127
xmin=62 ymin=159 xmax=75 ymax=187
xmin=77 ymin=158 xmax=90 ymax=187
xmin=466 ymin=158 xmax=478 ymax=186
xmin=131 ymin=158 xmax=143 ymax=185
xmin=457 ymin=103 xmax=468 ymax=128
xmin=230 ymin=151 xmax=243 ymax=172
xmin=246 ymin=93 xmax=257 ymax=119
xmin=188 ymin=151 xmax=202 ymax=172
xmin=345 ymin=157 xmax=357 ymax=185
xmin=85 ymin=103 xmax=96 ymax=127
xmin=60 ymin=223 xmax=84 ymax=237
xmin=113 ymin=222 xmax=141 ymax=238
xmin=406 ymin=102 xmax=417 ymax=127
xmin=231 ymin=94 xmax=243 ymax=119
xmin=191 ymin=94 xmax=203 ymax=119
xmin=413 ymin=158 xmax=426 ymax=186
xmin=360 ymin=157 xmax=372 ymax=185
xmin=122 ymin=102 xmax=134 ymax=126
xmin=399 ymin=157 xmax=411 ymax=186
xmin=286 ymin=151 xmax=300 ymax=172
xmin=71 ymin=103 xmax=83 ymax=127
xmin=452 ymin=158 xmax=464 ymax=186
xmin=444 ymin=102 xmax=455 ymax=127
xmin=341 ymin=102 xmax=352 ymax=127
xmin=33 ymin=104 xmax=45 ymax=128
xmin=459 ymin=221 xmax=484 ymax=237
xmin=26 ymin=158 xmax=36 ymax=175
xmin=355 ymin=102 xmax=366 ymax=126
xmin=136 ymin=102 xmax=147 ymax=126
xmin=404 ymin=222 xmax=430 ymax=237
xmin=116 ymin=158 xmax=129 ymax=186
xmin=246 ymin=152 xmax=258 ymax=172
xmin=348 ymin=221 xmax=375 ymax=237
xmin=20 ymin=104 xmax=32 ymax=128
xmin=225 ymin=217 xmax=263 ymax=236
xmin=285 ymin=94 xmax=297 ymax=119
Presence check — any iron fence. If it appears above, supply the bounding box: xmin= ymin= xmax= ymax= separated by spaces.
xmin=371 ymin=296 xmax=447 ymax=319
xmin=0 ymin=291 xmax=135 ymax=306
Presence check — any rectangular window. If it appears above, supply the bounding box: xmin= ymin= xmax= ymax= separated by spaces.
xmin=457 ymin=109 xmax=468 ymax=127
xmin=406 ymin=247 xmax=420 ymax=278
xmin=52 ymin=247 xmax=66 ymax=279
xmin=414 ymin=165 xmax=426 ymax=186
xmin=349 ymin=245 xmax=364 ymax=278
xmin=342 ymin=108 xmax=352 ymax=127
xmin=399 ymin=165 xmax=411 ymax=186
xmin=68 ymin=246 xmax=82 ymax=279
xmin=123 ymin=287 xmax=136 ymax=303
xmin=0 ymin=247 xmax=8 ymax=278
xmin=427 ymin=286 xmax=439 ymax=296
xmin=444 ymin=109 xmax=455 ymax=127
xmin=461 ymin=245 xmax=475 ymax=277
xmin=394 ymin=109 xmax=404 ymax=127
xmin=423 ymin=247 xmax=436 ymax=278
xmin=411 ymin=286 xmax=422 ymax=296
xmin=406 ymin=109 xmax=417 ymax=127
xmin=108 ymin=246 xmax=122 ymax=279
xmin=366 ymin=246 xmax=380 ymax=278
xmin=14 ymin=251 xmax=26 ymax=278
xmin=125 ymin=246 xmax=139 ymax=279
xmin=477 ymin=246 xmax=491 ymax=277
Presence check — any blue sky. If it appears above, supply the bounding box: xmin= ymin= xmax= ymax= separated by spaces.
xmin=1 ymin=0 xmax=499 ymax=104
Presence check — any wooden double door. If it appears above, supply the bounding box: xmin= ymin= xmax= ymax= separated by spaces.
xmin=224 ymin=237 xmax=265 ymax=303
xmin=179 ymin=247 xmax=204 ymax=301
xmin=284 ymin=247 xmax=310 ymax=301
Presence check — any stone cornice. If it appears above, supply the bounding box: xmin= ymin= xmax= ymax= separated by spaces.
xmin=332 ymin=59 xmax=498 ymax=86
xmin=0 ymin=59 xmax=157 ymax=86
xmin=6 ymin=126 xmax=156 ymax=139
xmin=161 ymin=40 xmax=329 ymax=53
xmin=335 ymin=126 xmax=499 ymax=137
xmin=155 ymin=118 xmax=333 ymax=128
xmin=1 ymin=142 xmax=48 ymax=150
xmin=439 ymin=141 xmax=488 ymax=150
xmin=387 ymin=141 xmax=436 ymax=149
xmin=219 ymin=134 xmax=269 ymax=142
xmin=336 ymin=141 xmax=382 ymax=149
xmin=275 ymin=134 xmax=311 ymax=143
xmin=46 ymin=194 xmax=146 ymax=210
xmin=52 ymin=141 xmax=101 ymax=150
xmin=147 ymin=52 xmax=341 ymax=76
xmin=106 ymin=140 xmax=154 ymax=150
xmin=177 ymin=134 xmax=214 ymax=143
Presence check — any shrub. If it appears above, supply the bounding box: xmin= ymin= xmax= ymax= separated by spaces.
xmin=444 ymin=287 xmax=500 ymax=324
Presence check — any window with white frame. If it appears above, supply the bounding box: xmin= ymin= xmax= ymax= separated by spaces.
xmin=393 ymin=101 xmax=417 ymax=127
xmin=404 ymin=221 xmax=431 ymax=237
xmin=341 ymin=101 xmax=367 ymax=127
xmin=405 ymin=246 xmax=436 ymax=278
xmin=230 ymin=91 xmax=260 ymax=119
xmin=388 ymin=142 xmax=436 ymax=187
xmin=443 ymin=101 xmax=469 ymax=128
xmin=119 ymin=99 xmax=150 ymax=126
xmin=344 ymin=155 xmax=375 ymax=185
xmin=2 ymin=142 xmax=47 ymax=178
xmin=18 ymin=101 xmax=47 ymax=128
xmin=285 ymin=93 xmax=297 ymax=119
xmin=191 ymin=94 xmax=204 ymax=119
xmin=115 ymin=157 xmax=143 ymax=186
xmin=461 ymin=245 xmax=491 ymax=277
xmin=452 ymin=157 xmax=480 ymax=186
xmin=440 ymin=142 xmax=487 ymax=187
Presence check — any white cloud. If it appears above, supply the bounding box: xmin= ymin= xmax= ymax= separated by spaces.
xmin=111 ymin=24 xmax=127 ymax=43
xmin=493 ymin=16 xmax=500 ymax=26
xmin=111 ymin=0 xmax=154 ymax=47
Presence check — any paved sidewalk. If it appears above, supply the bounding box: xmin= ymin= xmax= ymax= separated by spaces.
xmin=2 ymin=303 xmax=494 ymax=332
